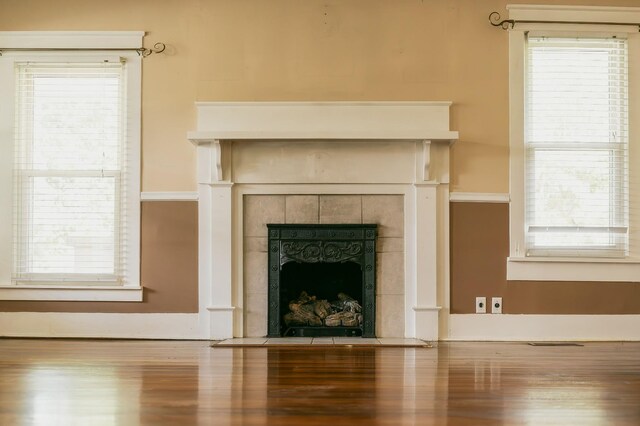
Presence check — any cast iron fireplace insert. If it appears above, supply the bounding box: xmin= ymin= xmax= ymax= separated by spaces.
xmin=267 ymin=223 xmax=377 ymax=338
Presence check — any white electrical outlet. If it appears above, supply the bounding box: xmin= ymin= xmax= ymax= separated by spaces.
xmin=492 ymin=297 xmax=503 ymax=314
xmin=476 ymin=297 xmax=487 ymax=314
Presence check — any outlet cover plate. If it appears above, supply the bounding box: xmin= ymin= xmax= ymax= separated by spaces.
xmin=492 ymin=297 xmax=503 ymax=314
xmin=476 ymin=297 xmax=487 ymax=314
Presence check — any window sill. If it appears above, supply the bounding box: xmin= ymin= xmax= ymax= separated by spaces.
xmin=507 ymin=257 xmax=640 ymax=282
xmin=0 ymin=285 xmax=143 ymax=302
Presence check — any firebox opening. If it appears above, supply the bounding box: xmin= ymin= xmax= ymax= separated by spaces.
xmin=281 ymin=261 xmax=362 ymax=308
xmin=280 ymin=261 xmax=364 ymax=336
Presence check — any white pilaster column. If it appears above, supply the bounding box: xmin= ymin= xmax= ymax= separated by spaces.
xmin=413 ymin=183 xmax=440 ymax=341
xmin=411 ymin=140 xmax=442 ymax=341
xmin=193 ymin=139 xmax=235 ymax=340
xmin=207 ymin=183 xmax=234 ymax=339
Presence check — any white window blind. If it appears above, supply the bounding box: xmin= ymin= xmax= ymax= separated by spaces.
xmin=12 ymin=60 xmax=128 ymax=284
xmin=525 ymin=36 xmax=629 ymax=257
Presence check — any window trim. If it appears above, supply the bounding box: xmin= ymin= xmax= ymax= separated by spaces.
xmin=507 ymin=6 xmax=640 ymax=282
xmin=0 ymin=32 xmax=142 ymax=301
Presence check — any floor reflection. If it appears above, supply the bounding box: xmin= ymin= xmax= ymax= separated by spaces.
xmin=265 ymin=347 xmax=378 ymax=418
xmin=1 ymin=340 xmax=639 ymax=425
xmin=27 ymin=367 xmax=127 ymax=425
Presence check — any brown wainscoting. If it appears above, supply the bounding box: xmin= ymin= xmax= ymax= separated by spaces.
xmin=0 ymin=201 xmax=198 ymax=313
xmin=450 ymin=202 xmax=640 ymax=314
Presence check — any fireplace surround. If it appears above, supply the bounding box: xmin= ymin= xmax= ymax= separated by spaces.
xmin=188 ymin=102 xmax=458 ymax=340
xmin=267 ymin=223 xmax=377 ymax=338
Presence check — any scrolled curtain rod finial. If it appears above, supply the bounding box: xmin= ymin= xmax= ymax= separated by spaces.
xmin=489 ymin=12 xmax=515 ymax=30
xmin=137 ymin=42 xmax=166 ymax=57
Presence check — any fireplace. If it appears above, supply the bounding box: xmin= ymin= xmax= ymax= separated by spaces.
xmin=188 ymin=102 xmax=457 ymax=340
xmin=267 ymin=224 xmax=377 ymax=337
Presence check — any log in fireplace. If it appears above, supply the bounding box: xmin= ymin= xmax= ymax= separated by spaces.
xmin=267 ymin=224 xmax=377 ymax=337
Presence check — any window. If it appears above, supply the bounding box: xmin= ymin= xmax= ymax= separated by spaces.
xmin=506 ymin=5 xmax=640 ymax=282
xmin=0 ymin=32 xmax=142 ymax=300
xmin=525 ymin=36 xmax=628 ymax=258
xmin=14 ymin=61 xmax=126 ymax=282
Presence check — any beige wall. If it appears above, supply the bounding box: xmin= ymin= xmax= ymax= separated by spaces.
xmin=2 ymin=0 xmax=637 ymax=192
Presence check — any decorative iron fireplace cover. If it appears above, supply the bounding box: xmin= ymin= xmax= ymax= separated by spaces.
xmin=267 ymin=224 xmax=377 ymax=337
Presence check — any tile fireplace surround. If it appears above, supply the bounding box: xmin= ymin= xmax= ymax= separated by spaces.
xmin=188 ymin=102 xmax=458 ymax=340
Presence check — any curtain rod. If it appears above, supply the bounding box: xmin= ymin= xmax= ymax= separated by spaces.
xmin=0 ymin=42 xmax=166 ymax=57
xmin=489 ymin=12 xmax=640 ymax=31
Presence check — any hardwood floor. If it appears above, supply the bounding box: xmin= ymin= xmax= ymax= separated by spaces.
xmin=0 ymin=339 xmax=639 ymax=425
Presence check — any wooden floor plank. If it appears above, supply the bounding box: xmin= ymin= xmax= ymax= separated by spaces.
xmin=0 ymin=339 xmax=639 ymax=425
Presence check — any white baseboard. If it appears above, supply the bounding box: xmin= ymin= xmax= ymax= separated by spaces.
xmin=0 ymin=312 xmax=205 ymax=340
xmin=7 ymin=312 xmax=637 ymax=341
xmin=448 ymin=314 xmax=640 ymax=341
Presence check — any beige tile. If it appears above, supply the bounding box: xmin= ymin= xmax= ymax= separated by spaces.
xmin=377 ymin=252 xmax=404 ymax=295
xmin=266 ymin=338 xmax=313 ymax=344
xmin=244 ymin=237 xmax=267 ymax=253
xmin=244 ymin=293 xmax=267 ymax=337
xmin=244 ymin=195 xmax=285 ymax=237
xmin=376 ymin=294 xmax=404 ymax=338
xmin=216 ymin=338 xmax=268 ymax=345
xmin=377 ymin=237 xmax=404 ymax=253
xmin=362 ymin=195 xmax=404 ymax=237
xmin=244 ymin=252 xmax=267 ymax=294
xmin=285 ymin=195 xmax=319 ymax=224
xmin=377 ymin=338 xmax=430 ymax=347
xmin=333 ymin=338 xmax=380 ymax=345
xmin=319 ymin=195 xmax=362 ymax=224
xmin=311 ymin=338 xmax=334 ymax=345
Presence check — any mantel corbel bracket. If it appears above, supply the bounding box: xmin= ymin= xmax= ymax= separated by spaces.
xmin=211 ymin=139 xmax=223 ymax=182
xmin=189 ymin=137 xmax=229 ymax=184
xmin=422 ymin=140 xmax=432 ymax=182
xmin=416 ymin=139 xmax=453 ymax=184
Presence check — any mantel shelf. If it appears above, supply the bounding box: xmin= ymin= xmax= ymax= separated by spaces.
xmin=188 ymin=130 xmax=458 ymax=143
xmin=188 ymin=101 xmax=458 ymax=144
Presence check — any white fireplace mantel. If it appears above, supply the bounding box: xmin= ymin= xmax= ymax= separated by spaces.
xmin=188 ymin=102 xmax=458 ymax=340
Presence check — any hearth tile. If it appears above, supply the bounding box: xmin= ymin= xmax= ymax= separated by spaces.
xmin=376 ymin=294 xmax=405 ymax=338
xmin=216 ymin=338 xmax=268 ymax=345
xmin=245 ymin=293 xmax=267 ymax=337
xmin=244 ymin=195 xmax=285 ymax=237
xmin=333 ymin=338 xmax=380 ymax=345
xmin=265 ymin=338 xmax=313 ymax=345
xmin=378 ymin=338 xmax=430 ymax=346
xmin=362 ymin=195 xmax=404 ymax=237
xmin=319 ymin=195 xmax=362 ymax=224
xmin=377 ymin=252 xmax=404 ymax=295
xmin=311 ymin=338 xmax=334 ymax=345
xmin=377 ymin=237 xmax=404 ymax=253
xmin=285 ymin=195 xmax=319 ymax=224
xmin=244 ymin=252 xmax=268 ymax=294
xmin=212 ymin=337 xmax=430 ymax=347
xmin=244 ymin=237 xmax=267 ymax=253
